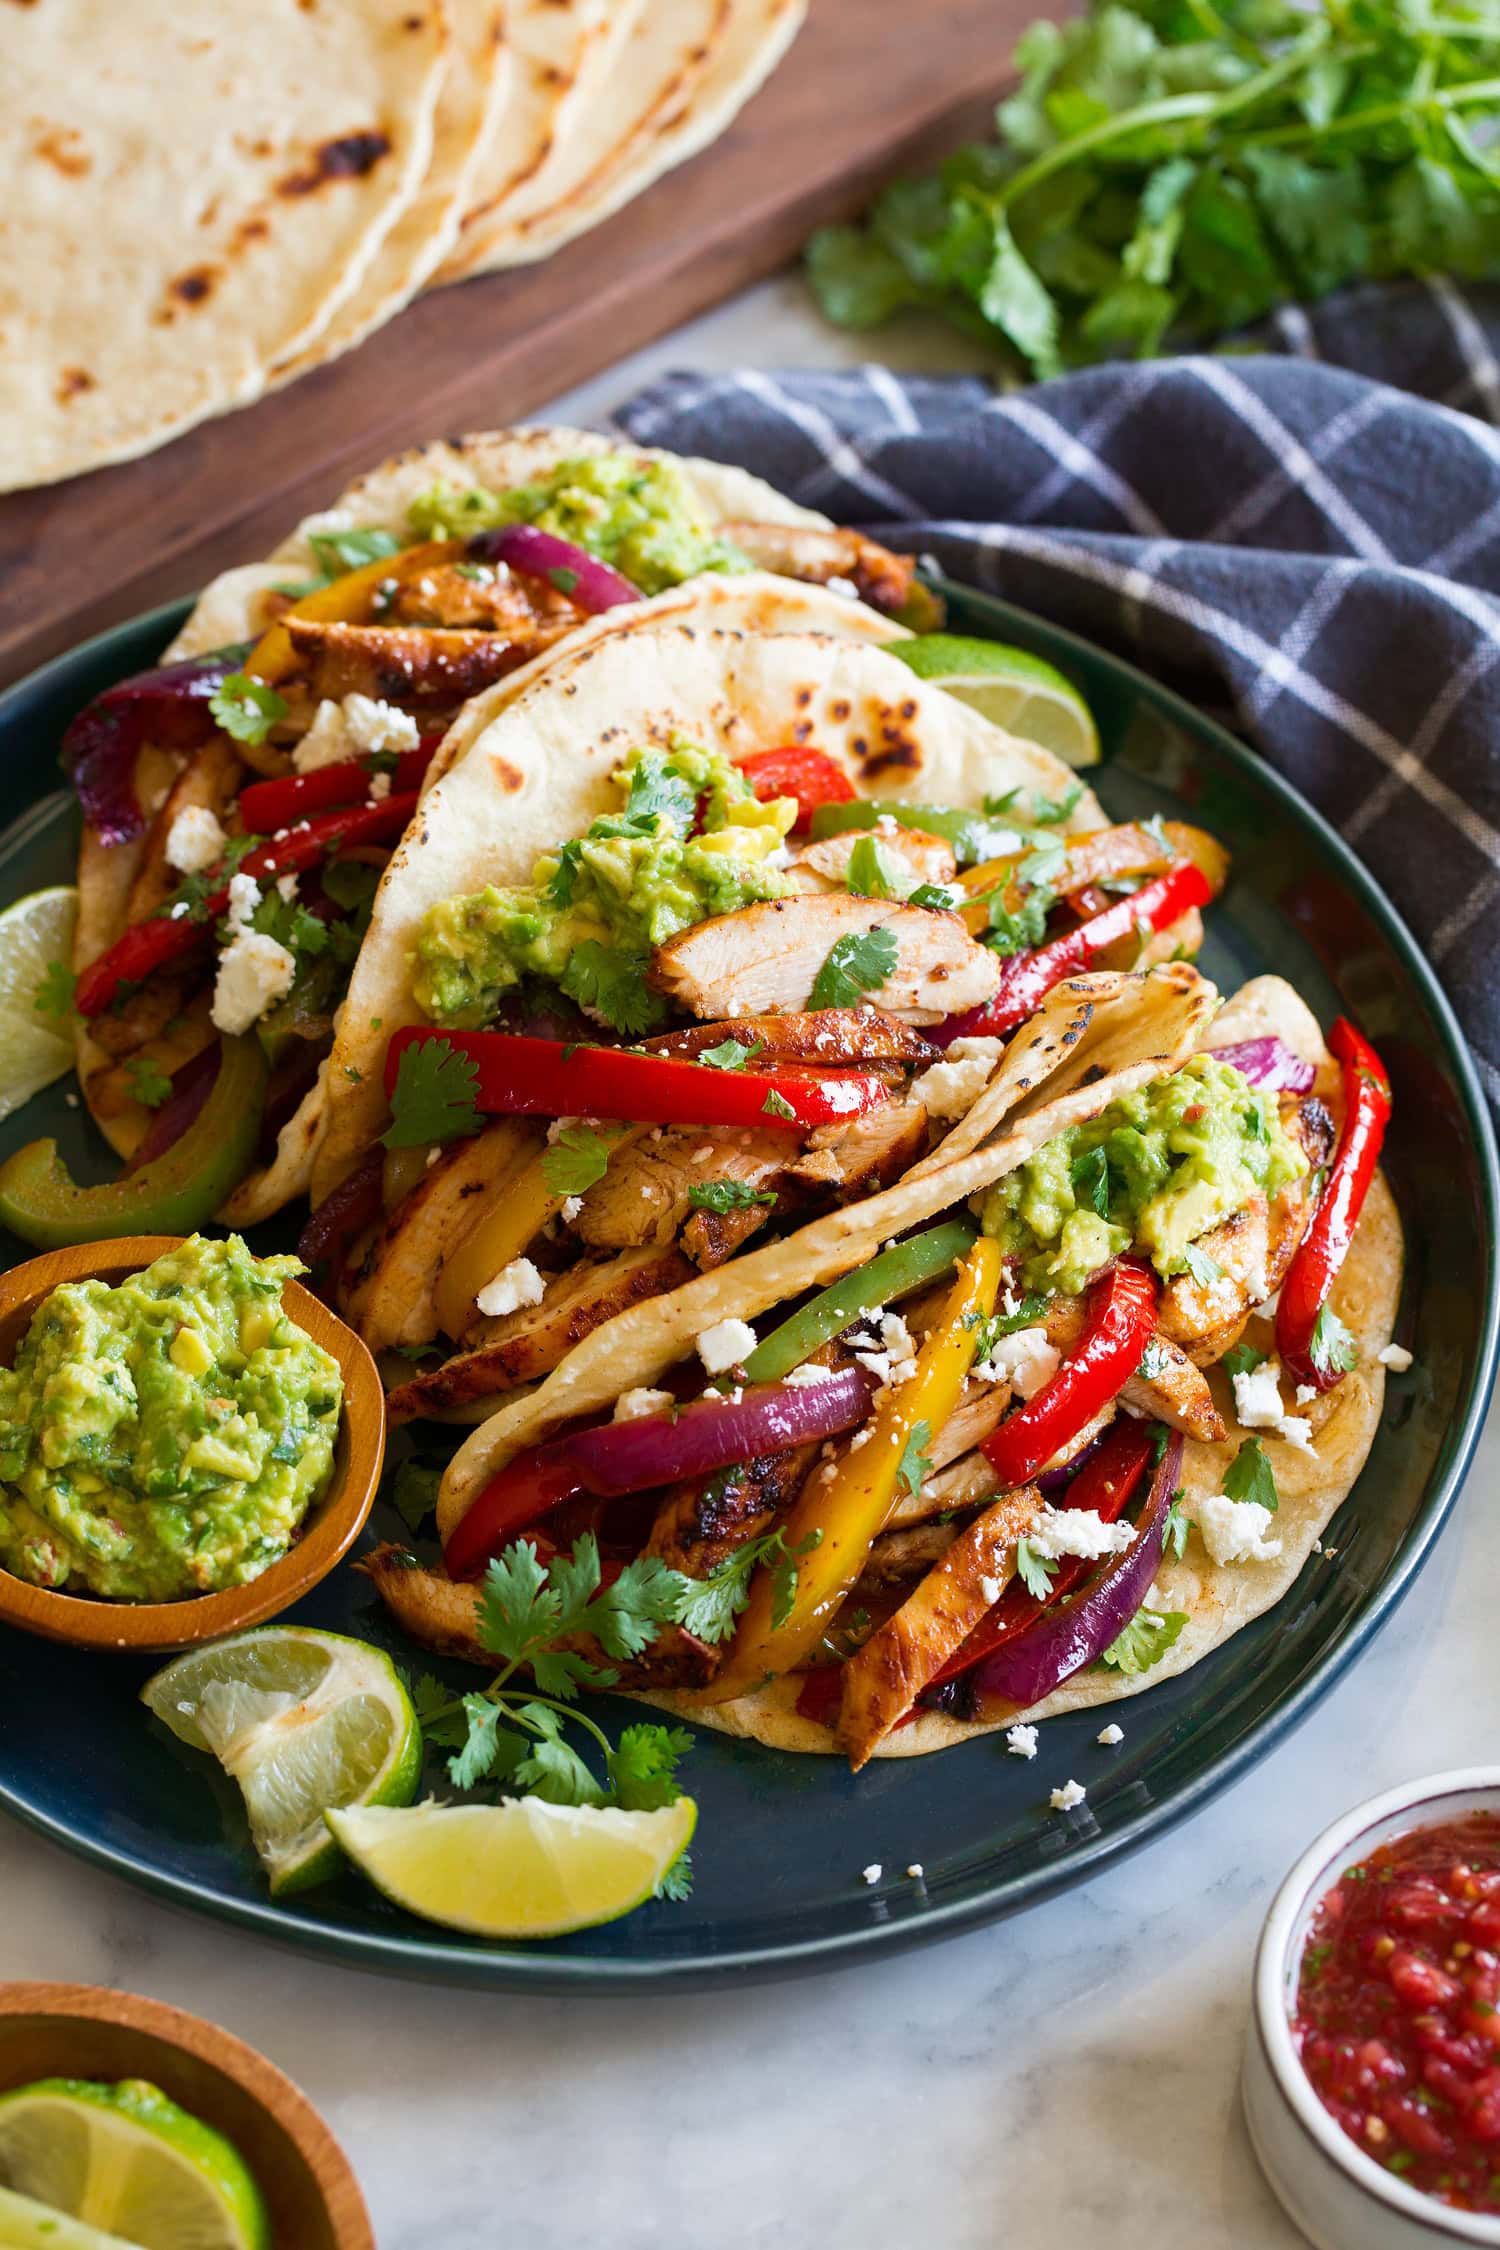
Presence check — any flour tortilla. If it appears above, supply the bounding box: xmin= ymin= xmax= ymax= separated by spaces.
xmin=270 ymin=2 xmax=511 ymax=386
xmin=0 ymin=0 xmax=448 ymax=493
xmin=314 ymin=624 xmax=1106 ymax=1206
xmin=479 ymin=0 xmax=809 ymax=274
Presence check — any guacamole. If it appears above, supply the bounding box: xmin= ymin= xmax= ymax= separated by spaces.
xmin=406 ymin=452 xmax=749 ymax=596
xmin=413 ymin=739 xmax=797 ymax=1032
xmin=0 ymin=1235 xmax=342 ymax=1603
xmin=979 ymin=1057 xmax=1306 ymax=1295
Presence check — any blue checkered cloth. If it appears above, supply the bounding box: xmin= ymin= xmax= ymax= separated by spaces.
xmin=617 ymin=276 xmax=1500 ymax=1108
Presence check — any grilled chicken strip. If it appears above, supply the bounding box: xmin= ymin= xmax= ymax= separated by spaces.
xmin=573 ymin=1125 xmax=792 ymax=1252
xmin=385 ymin=1246 xmax=693 ymax=1423
xmin=361 ymin=1546 xmax=717 ymax=1690
xmin=643 ymin=1008 xmax=939 ymax=1072
xmin=785 ymin=829 xmax=957 ymax=895
xmin=716 ymin=520 xmax=920 ymax=616
xmin=285 ymin=618 xmax=551 ymax=705
xmin=343 ymin=1121 xmax=538 ymax=1355
xmin=791 ymin=1095 xmax=930 ymax=1202
xmin=646 ymin=1436 xmax=825 ymax=1580
xmin=837 ymin=1487 xmax=1043 ymax=1767
xmin=125 ymin=737 xmax=244 ymax=926
xmin=651 ymin=896 xmax=1001 ymax=1024
xmin=383 ymin=560 xmax=588 ymax=636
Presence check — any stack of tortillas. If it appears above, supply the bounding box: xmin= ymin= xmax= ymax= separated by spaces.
xmin=0 ymin=0 xmax=806 ymax=495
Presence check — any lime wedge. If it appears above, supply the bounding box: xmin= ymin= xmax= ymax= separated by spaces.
xmin=328 ymin=1796 xmax=697 ymax=1939
xmin=891 ymin=634 xmax=1100 ymax=767
xmin=0 ymin=886 xmax=78 ymax=1121
xmin=142 ymin=1627 xmax=422 ymax=1895
xmin=0 ymin=2080 xmax=268 ymax=2250
xmin=0 ymin=2181 xmax=151 ymax=2248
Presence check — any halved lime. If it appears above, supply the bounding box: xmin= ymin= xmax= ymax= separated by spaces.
xmin=892 ymin=634 xmax=1100 ymax=767
xmin=0 ymin=2180 xmax=152 ymax=2248
xmin=0 ymin=886 xmax=78 ymax=1121
xmin=0 ymin=2079 xmax=268 ymax=2250
xmin=142 ymin=1627 xmax=422 ymax=1895
xmin=327 ymin=1796 xmax=697 ymax=1939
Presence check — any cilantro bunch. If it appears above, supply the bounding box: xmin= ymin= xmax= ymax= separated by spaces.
xmin=808 ymin=0 xmax=1500 ymax=375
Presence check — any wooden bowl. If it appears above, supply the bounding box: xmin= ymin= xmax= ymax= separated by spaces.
xmin=0 ymin=1981 xmax=373 ymax=2248
xmin=0 ymin=1236 xmax=384 ymax=1653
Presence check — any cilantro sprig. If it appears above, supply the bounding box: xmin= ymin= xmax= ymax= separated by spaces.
xmin=382 ymin=1037 xmax=482 ymax=1148
xmin=541 ymin=1123 xmax=616 ymax=1198
xmin=809 ymin=925 xmax=898 ymax=1010
xmin=688 ymin=1178 xmax=776 ymax=1214
xmin=210 ymin=673 xmax=288 ymax=748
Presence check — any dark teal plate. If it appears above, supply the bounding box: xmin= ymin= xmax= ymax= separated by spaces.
xmin=0 ymin=578 xmax=1494 ymax=1992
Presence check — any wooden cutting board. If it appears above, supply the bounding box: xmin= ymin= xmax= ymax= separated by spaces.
xmin=0 ymin=0 xmax=1029 ymax=689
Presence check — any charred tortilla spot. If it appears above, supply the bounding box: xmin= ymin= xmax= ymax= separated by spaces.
xmin=831 ymin=699 xmax=852 ymax=721
xmin=33 ymin=124 xmax=90 ymax=177
xmin=489 ymin=755 xmax=525 ymax=793
xmin=55 ymin=366 xmax=94 ymax=403
xmin=794 ymin=686 xmax=812 ymax=708
xmin=279 ymin=130 xmax=392 ymax=195
xmin=170 ymin=265 xmax=217 ymax=306
xmin=1079 ymin=1060 xmax=1106 ymax=1082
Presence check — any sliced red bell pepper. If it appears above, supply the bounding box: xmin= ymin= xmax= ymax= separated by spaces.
xmin=237 ymin=734 xmax=440 ymax=832
xmin=981 ymin=1257 xmax=1157 ymax=1489
xmin=929 ymin=1418 xmax=1156 ymax=1689
xmin=938 ymin=859 xmax=1213 ymax=1043
xmin=1276 ymin=1015 xmax=1391 ymax=1391
xmin=444 ymin=1444 xmax=588 ymax=1582
xmin=383 ymin=1029 xmax=892 ymax=1132
xmin=61 ymin=647 xmax=250 ymax=846
xmin=74 ymin=791 xmax=419 ymax=1017
xmin=735 ymin=745 xmax=855 ymax=830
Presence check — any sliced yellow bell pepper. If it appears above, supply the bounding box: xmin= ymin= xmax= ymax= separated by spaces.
xmin=699 ymin=1235 xmax=1002 ymax=1701
xmin=246 ymin=541 xmax=463 ymax=684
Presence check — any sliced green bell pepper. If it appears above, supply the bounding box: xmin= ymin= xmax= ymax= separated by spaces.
xmin=741 ymin=1217 xmax=978 ymax=1383
xmin=808 ymin=799 xmax=1028 ymax=867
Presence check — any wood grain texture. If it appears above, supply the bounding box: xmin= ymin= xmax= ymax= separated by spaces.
xmin=0 ymin=1983 xmax=374 ymax=2249
xmin=0 ymin=0 xmax=1026 ymax=688
xmin=0 ymin=1237 xmax=384 ymax=1651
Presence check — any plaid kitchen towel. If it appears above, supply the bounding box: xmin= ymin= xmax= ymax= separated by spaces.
xmin=617 ymin=275 xmax=1500 ymax=1109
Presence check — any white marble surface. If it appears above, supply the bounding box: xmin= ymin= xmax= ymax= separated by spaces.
xmin=4 ymin=274 xmax=1496 ymax=2250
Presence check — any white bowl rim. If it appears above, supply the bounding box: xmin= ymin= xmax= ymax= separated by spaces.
xmin=1256 ymin=1765 xmax=1500 ymax=2245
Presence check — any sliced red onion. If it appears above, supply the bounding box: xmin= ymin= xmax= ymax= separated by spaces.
xmin=125 ymin=1042 xmax=222 ymax=1173
xmin=1209 ymin=1037 xmax=1316 ymax=1094
xmin=1036 ymin=1429 xmax=1106 ymax=1497
xmin=970 ymin=1430 xmax=1183 ymax=1709
xmin=466 ymin=525 xmax=641 ymax=614
xmin=62 ymin=646 xmax=249 ymax=846
xmin=563 ymin=1367 xmax=876 ymax=1498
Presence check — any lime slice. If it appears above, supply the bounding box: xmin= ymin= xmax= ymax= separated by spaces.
xmin=0 ymin=2180 xmax=150 ymax=2248
xmin=892 ymin=634 xmax=1100 ymax=767
xmin=0 ymin=2079 xmax=268 ymax=2250
xmin=0 ymin=886 xmax=78 ymax=1121
xmin=142 ymin=1627 xmax=422 ymax=1895
xmin=328 ymin=1796 xmax=697 ymax=1939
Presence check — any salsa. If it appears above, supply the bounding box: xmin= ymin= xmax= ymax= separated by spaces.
xmin=1293 ymin=1811 xmax=1500 ymax=2213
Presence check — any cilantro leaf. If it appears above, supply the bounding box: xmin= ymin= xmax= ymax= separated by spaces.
xmin=896 ymin=1417 xmax=933 ymax=1501
xmin=511 ymin=1702 xmax=608 ymax=1806
xmin=1221 ymin=1341 xmax=1267 ymax=1380
xmin=907 ymin=882 xmax=962 ymax=910
xmin=123 ymin=1054 xmax=172 ymax=1108
xmin=809 ymin=925 xmax=899 ymax=1010
xmin=381 ymin=1037 xmax=482 ymax=1148
xmin=1031 ymin=782 xmax=1083 ymax=826
xmin=1310 ymin=1304 xmax=1359 ymax=1381
xmin=1017 ymin=834 xmax=1067 ymax=892
xmin=1099 ymin=1607 xmax=1188 ymax=1676
xmin=306 ymin=526 xmax=403 ymax=578
xmin=410 ymin=1671 xmax=469 ymax=1751
xmin=449 ymin=1693 xmax=505 ymax=1789
xmin=541 ymin=1124 xmax=614 ymax=1198
xmin=985 ymin=886 xmax=1051 ymax=956
xmin=687 ymin=1178 xmax=776 ymax=1214
xmin=560 ymin=940 xmax=665 ymax=1035
xmin=970 ymin=1294 xmax=1051 ymax=1361
xmin=622 ymin=753 xmax=696 ymax=837
xmin=697 ymin=1036 xmax=764 ymax=1072
xmin=390 ymin=1459 xmax=441 ymax=1536
xmin=1181 ymin=1240 xmax=1224 ymax=1287
xmin=608 ymin=1723 xmax=693 ymax=1811
xmin=1070 ymin=1144 xmax=1111 ymax=1219
xmin=1162 ymin=1491 xmax=1190 ymax=1561
xmin=548 ymin=565 xmax=581 ymax=596
xmin=655 ymin=1852 xmax=695 ymax=1901
xmin=845 ymin=834 xmax=901 ymax=900
xmin=33 ymin=960 xmax=75 ymax=1020
xmin=674 ymin=1523 xmax=822 ymax=1645
xmin=1015 ymin=1537 xmax=1057 ymax=1600
xmin=762 ymin=1089 xmax=796 ymax=1120
xmin=210 ymin=673 xmax=287 ymax=747
xmin=1223 ymin=1436 xmax=1279 ymax=1513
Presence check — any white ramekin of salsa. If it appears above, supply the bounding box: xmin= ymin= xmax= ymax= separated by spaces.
xmin=1245 ymin=1771 xmax=1500 ymax=2250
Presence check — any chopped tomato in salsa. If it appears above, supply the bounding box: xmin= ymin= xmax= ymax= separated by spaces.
xmin=1294 ymin=1812 xmax=1500 ymax=2213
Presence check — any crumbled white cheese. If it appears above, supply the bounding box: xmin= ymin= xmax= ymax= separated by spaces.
xmin=912 ymin=1043 xmax=1002 ymax=1122
xmin=169 ymin=901 xmax=190 ymax=921
xmin=1295 ymin=1383 xmax=1318 ymax=1405
xmin=696 ymin=1318 xmax=757 ymax=1375
xmin=1196 ymin=1492 xmax=1283 ymax=1565
xmin=979 ymin=1576 xmax=1003 ymax=1607
xmin=861 ymin=1863 xmax=882 ymax=1886
xmin=1378 ymin=1342 xmax=1413 ymax=1373
xmin=210 ymin=931 xmax=295 ymax=1036
xmin=854 ymin=1310 xmax=917 ymax=1389
xmin=560 ymin=1196 xmax=583 ymax=1224
xmin=1028 ymin=1506 xmax=1137 ymax=1562
xmin=545 ymin=1114 xmax=580 ymax=1145
xmin=1097 ymin=1723 xmax=1124 ymax=1747
xmin=1277 ymin=1414 xmax=1315 ymax=1452
xmin=225 ymin=871 xmax=262 ymax=934
xmin=165 ymin=804 xmax=226 ymax=874
xmin=1232 ymin=1359 xmax=1286 ymax=1430
xmin=906 ymin=1862 xmax=925 ymax=1880
xmin=976 ymin=1326 xmax=1060 ymax=1399
xmin=366 ymin=770 xmax=392 ymax=802
xmin=275 ymin=871 xmax=299 ymax=903
xmin=475 ymin=1257 xmax=546 ymax=1320
xmin=783 ymin=1364 xmax=831 ymax=1388
xmin=292 ymin=693 xmax=418 ymax=774
xmin=64 ymin=1091 xmax=79 ymax=1109
xmin=1050 ymin=1779 xmax=1087 ymax=1812
xmin=1005 ymin=1724 xmax=1039 ymax=1760
xmin=613 ymin=1387 xmax=675 ymax=1423
xmin=294 ymin=700 xmax=357 ymax=773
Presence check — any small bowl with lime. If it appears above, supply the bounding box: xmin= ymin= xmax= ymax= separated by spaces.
xmin=0 ymin=1234 xmax=384 ymax=1653
xmin=0 ymin=1980 xmax=372 ymax=2248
